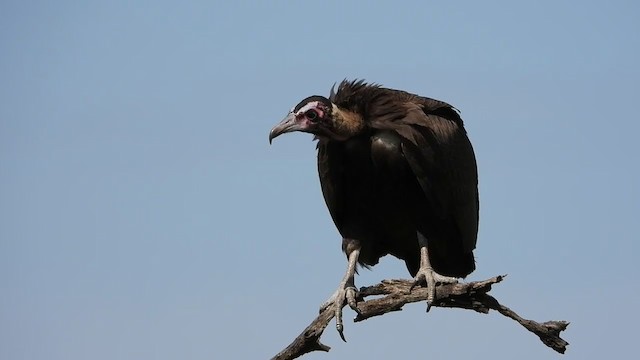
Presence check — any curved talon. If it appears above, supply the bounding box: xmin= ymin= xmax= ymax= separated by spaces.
xmin=345 ymin=286 xmax=359 ymax=313
xmin=412 ymin=236 xmax=458 ymax=311
xmin=333 ymin=287 xmax=356 ymax=342
xmin=425 ymin=274 xmax=436 ymax=312
xmin=322 ymin=247 xmax=361 ymax=341
xmin=411 ymin=267 xmax=458 ymax=312
xmin=335 ymin=308 xmax=345 ymax=342
xmin=409 ymin=273 xmax=426 ymax=293
xmin=337 ymin=324 xmax=346 ymax=342
xmin=426 ymin=271 xmax=437 ymax=304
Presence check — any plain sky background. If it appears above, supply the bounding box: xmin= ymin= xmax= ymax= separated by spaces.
xmin=1 ymin=1 xmax=639 ymax=359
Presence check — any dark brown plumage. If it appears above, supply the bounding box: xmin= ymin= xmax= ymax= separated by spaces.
xmin=269 ymin=79 xmax=479 ymax=337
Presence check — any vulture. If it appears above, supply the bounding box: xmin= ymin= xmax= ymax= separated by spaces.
xmin=269 ymin=80 xmax=479 ymax=338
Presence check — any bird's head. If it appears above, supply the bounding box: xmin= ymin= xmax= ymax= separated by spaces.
xmin=269 ymin=95 xmax=363 ymax=144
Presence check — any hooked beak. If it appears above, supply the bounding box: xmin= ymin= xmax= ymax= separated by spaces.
xmin=269 ymin=113 xmax=302 ymax=144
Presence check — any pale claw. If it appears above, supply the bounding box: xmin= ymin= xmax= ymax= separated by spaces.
xmin=318 ymin=247 xmax=361 ymax=341
xmin=319 ymin=286 xmax=360 ymax=342
xmin=410 ymin=268 xmax=458 ymax=312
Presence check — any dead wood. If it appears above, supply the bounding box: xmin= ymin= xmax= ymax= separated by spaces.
xmin=271 ymin=275 xmax=569 ymax=360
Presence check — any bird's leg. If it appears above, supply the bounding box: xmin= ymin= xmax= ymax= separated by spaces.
xmin=409 ymin=233 xmax=458 ymax=312
xmin=319 ymin=247 xmax=361 ymax=342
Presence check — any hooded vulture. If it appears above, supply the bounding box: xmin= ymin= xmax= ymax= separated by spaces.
xmin=269 ymin=80 xmax=479 ymax=338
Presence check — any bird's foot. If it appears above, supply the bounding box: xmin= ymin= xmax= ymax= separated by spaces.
xmin=409 ymin=267 xmax=458 ymax=312
xmin=319 ymin=284 xmax=360 ymax=342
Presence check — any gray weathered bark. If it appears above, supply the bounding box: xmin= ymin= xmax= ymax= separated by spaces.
xmin=271 ymin=275 xmax=569 ymax=360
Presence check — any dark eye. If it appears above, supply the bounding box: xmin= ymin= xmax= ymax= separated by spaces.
xmin=305 ymin=109 xmax=319 ymax=121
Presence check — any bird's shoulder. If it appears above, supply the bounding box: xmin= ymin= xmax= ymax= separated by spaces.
xmin=331 ymin=80 xmax=463 ymax=133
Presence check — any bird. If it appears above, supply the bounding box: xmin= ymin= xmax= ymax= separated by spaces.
xmin=269 ymin=79 xmax=479 ymax=339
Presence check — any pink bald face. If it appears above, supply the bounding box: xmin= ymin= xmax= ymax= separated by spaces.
xmin=294 ymin=101 xmax=328 ymax=122
xmin=269 ymin=96 xmax=336 ymax=143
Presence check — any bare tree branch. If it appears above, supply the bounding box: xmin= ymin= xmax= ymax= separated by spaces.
xmin=271 ymin=275 xmax=569 ymax=360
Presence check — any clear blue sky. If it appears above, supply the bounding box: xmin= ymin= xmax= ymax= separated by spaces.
xmin=1 ymin=1 xmax=638 ymax=359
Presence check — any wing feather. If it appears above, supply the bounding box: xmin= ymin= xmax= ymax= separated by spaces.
xmin=373 ymin=99 xmax=479 ymax=253
xmin=317 ymin=141 xmax=345 ymax=230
